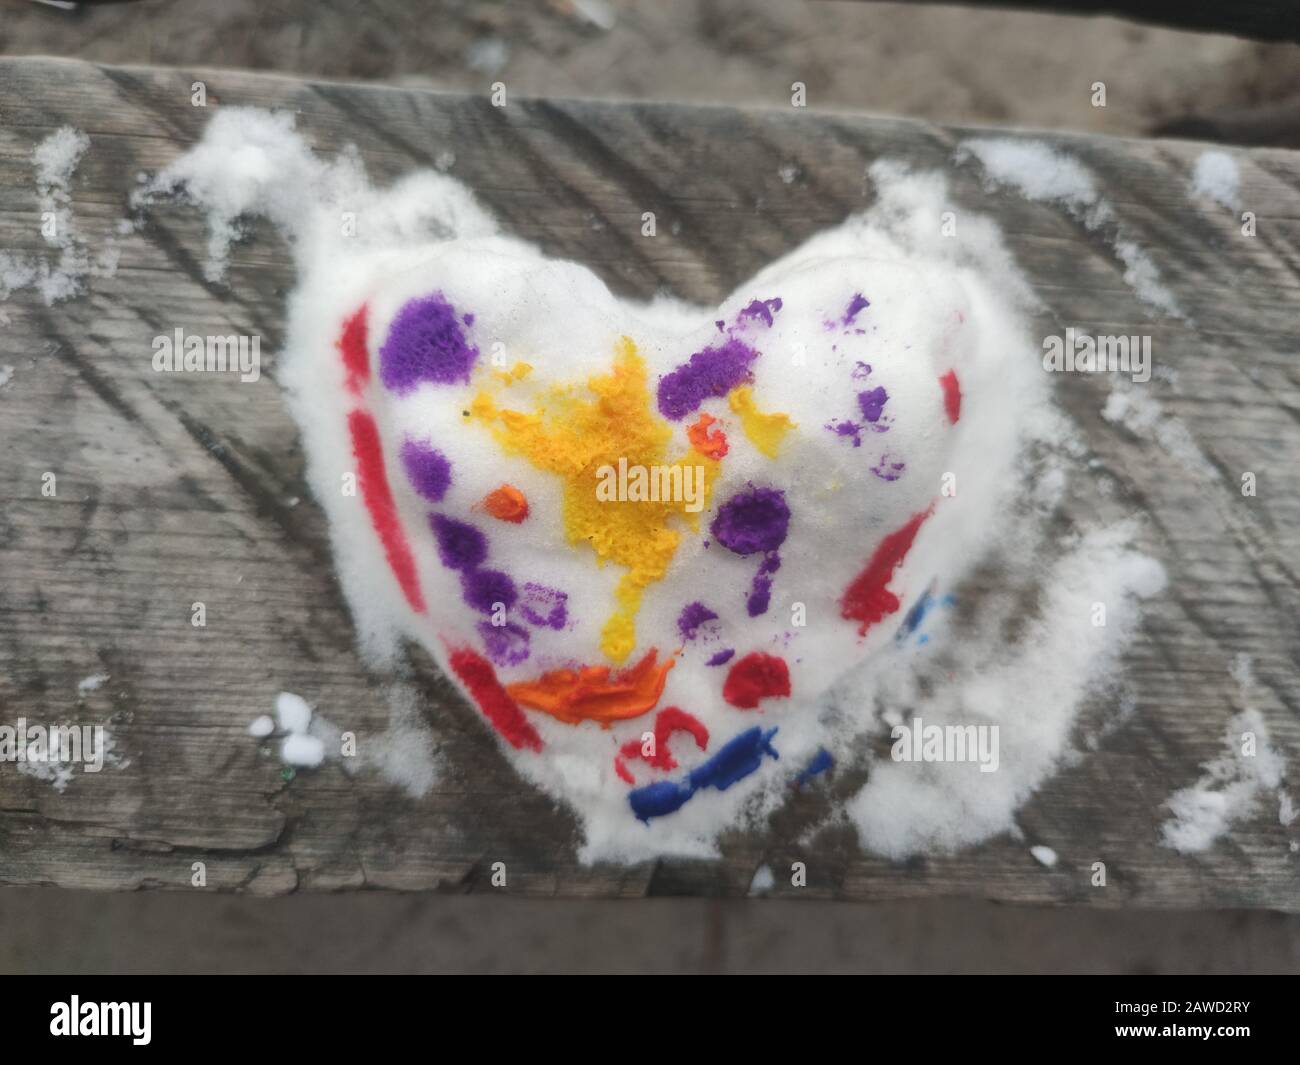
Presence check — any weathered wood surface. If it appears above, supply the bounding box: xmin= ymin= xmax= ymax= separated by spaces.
xmin=0 ymin=57 xmax=1296 ymax=904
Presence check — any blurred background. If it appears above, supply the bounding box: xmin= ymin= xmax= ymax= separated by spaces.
xmin=4 ymin=0 xmax=1300 ymax=144
xmin=2 ymin=0 xmax=1298 ymax=973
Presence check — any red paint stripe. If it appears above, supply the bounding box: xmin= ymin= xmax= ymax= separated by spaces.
xmin=449 ymin=647 xmax=545 ymax=752
xmin=338 ymin=305 xmax=371 ymax=394
xmin=347 ymin=408 xmax=426 ymax=614
xmin=841 ymin=508 xmax=932 ymax=636
xmin=615 ymin=706 xmax=709 ymax=783
xmin=939 ymin=370 xmax=961 ymax=424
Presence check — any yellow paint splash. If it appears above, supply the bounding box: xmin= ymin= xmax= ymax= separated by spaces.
xmin=471 ymin=337 xmax=719 ymax=663
xmin=728 ymin=386 xmax=795 ymax=458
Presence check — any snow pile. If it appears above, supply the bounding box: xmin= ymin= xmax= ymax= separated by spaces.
xmin=1160 ymin=656 xmax=1287 ymax=854
xmin=1191 ymin=150 xmax=1240 ymax=211
xmin=959 ymin=137 xmax=1183 ymax=319
xmin=142 ymin=109 xmax=1170 ymax=862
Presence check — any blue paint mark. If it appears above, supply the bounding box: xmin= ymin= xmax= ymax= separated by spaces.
xmin=628 ymin=727 xmax=779 ymax=822
xmin=897 ymin=588 xmax=955 ymax=642
xmin=794 ymin=747 xmax=834 ymax=787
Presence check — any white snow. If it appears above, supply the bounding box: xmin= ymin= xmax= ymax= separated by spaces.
xmin=1029 ymin=845 xmax=1058 ymax=868
xmin=247 ymin=714 xmax=275 ymax=738
xmin=961 ymin=137 xmax=1184 ymax=318
xmin=1191 ymin=150 xmax=1240 ymax=210
xmin=141 ymin=109 xmax=1169 ymax=863
xmin=76 ymin=673 xmax=110 ymax=696
xmin=274 ymin=691 xmax=313 ymax=734
xmin=1161 ymin=665 xmax=1286 ymax=854
xmin=281 ymin=733 xmax=326 ymax=768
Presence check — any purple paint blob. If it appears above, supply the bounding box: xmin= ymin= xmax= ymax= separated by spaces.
xmin=736 ymin=297 xmax=783 ymax=329
xmin=747 ymin=552 xmax=782 ymax=616
xmin=477 ymin=620 xmax=530 ymax=667
xmin=843 ymin=293 xmax=870 ymax=326
xmin=706 ymin=648 xmax=735 ymax=667
xmin=520 ymin=583 xmax=568 ymax=630
xmin=851 ymin=361 xmax=872 ymax=380
xmin=379 ymin=292 xmax=479 ymax=393
xmin=461 ymin=568 xmax=518 ymax=614
xmin=712 ymin=486 xmax=790 ymax=618
xmin=677 ymin=601 xmax=719 ymax=642
xmin=400 ymin=439 xmax=452 ymax=502
xmin=657 ymin=338 xmax=758 ymax=421
xmin=871 ymin=455 xmax=906 ymax=482
xmin=857 ymin=386 xmax=889 ymax=423
xmin=430 ymin=514 xmax=488 ymax=571
xmin=828 ymin=419 xmax=863 ymax=447
xmin=711 ymin=486 xmax=790 ymax=555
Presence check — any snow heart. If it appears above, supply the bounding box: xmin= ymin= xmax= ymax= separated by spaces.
xmin=279 ymin=227 xmax=993 ymax=857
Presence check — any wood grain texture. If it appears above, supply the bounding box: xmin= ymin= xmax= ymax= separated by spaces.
xmin=0 ymin=57 xmax=1296 ymax=905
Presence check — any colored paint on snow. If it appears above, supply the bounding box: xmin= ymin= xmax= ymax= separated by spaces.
xmin=677 ymin=601 xmax=719 ymax=642
xmin=429 ymin=513 xmax=488 ymax=571
xmin=737 ymin=297 xmax=783 ymax=329
xmin=337 ymin=304 xmax=370 ymax=393
xmin=400 ymin=438 xmax=452 ymax=502
xmin=686 ymin=412 xmax=729 ymax=458
xmin=728 ymin=386 xmax=795 ymax=458
xmin=472 ymin=337 xmax=719 ymax=662
xmin=615 ymin=706 xmax=710 ymax=783
xmin=842 ymin=293 xmax=870 ymax=325
xmin=722 ymin=652 xmax=792 ymax=709
xmin=627 ymin=725 xmax=779 ymax=821
xmin=841 ymin=508 xmax=932 ymax=635
xmin=346 ymin=409 xmax=425 ymax=613
xmin=795 ymin=747 xmax=834 ymax=786
xmin=940 ymin=370 xmax=961 ymax=424
xmin=379 ymin=291 xmax=479 ymax=392
xmin=712 ymin=486 xmax=790 ymax=616
xmin=506 ymin=648 xmax=675 ymax=726
xmin=448 ymin=646 xmax=543 ymax=752
xmin=656 ymin=337 xmax=758 ymax=421
xmin=519 ymin=582 xmax=568 ymax=630
xmin=477 ymin=620 xmax=531 ymax=666
xmin=857 ymin=386 xmax=888 ymax=423
xmin=481 ymin=483 xmax=529 ymax=522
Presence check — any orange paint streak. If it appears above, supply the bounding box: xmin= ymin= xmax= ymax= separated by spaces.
xmin=507 ymin=648 xmax=675 ymax=727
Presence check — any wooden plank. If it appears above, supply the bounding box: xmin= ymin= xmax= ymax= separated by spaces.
xmin=0 ymin=56 xmax=1296 ymax=905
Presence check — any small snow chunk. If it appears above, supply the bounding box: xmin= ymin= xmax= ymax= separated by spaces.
xmin=34 ymin=126 xmax=89 ymax=196
xmin=282 ymin=733 xmax=326 ymax=768
xmin=76 ymin=673 xmax=110 ymax=696
xmin=248 ymin=714 xmax=275 ymax=738
xmin=1029 ymin=845 xmax=1058 ymax=868
xmin=1191 ymin=151 xmax=1240 ymax=210
xmin=1160 ymin=708 xmax=1284 ymax=854
xmin=0 ymin=366 xmax=13 ymax=388
xmin=275 ymin=691 xmax=312 ymax=734
xmin=962 ymin=138 xmax=1098 ymax=211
